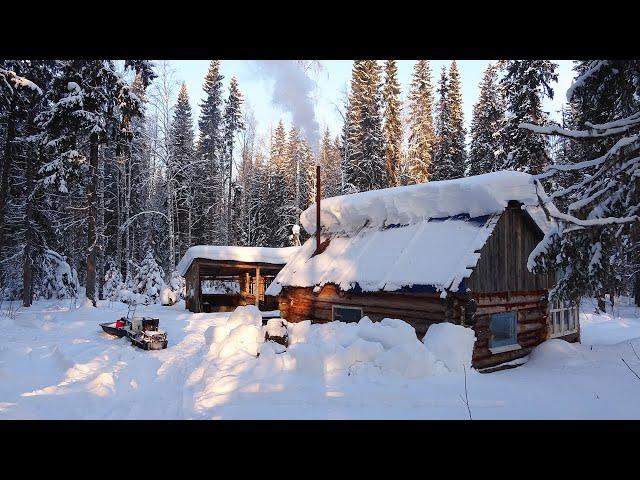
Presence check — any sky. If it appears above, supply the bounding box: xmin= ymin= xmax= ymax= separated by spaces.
xmin=164 ymin=60 xmax=575 ymax=151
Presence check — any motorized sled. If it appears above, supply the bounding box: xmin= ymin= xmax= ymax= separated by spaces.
xmin=100 ymin=304 xmax=168 ymax=350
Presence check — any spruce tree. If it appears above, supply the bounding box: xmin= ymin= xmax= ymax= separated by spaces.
xmin=431 ymin=66 xmax=452 ymax=181
xmin=354 ymin=60 xmax=386 ymax=191
xmin=447 ymin=61 xmax=466 ymax=178
xmin=407 ymin=60 xmax=435 ymax=184
xmin=170 ymin=82 xmax=195 ymax=261
xmin=132 ymin=249 xmax=166 ymax=305
xmin=222 ymin=76 xmax=244 ymax=245
xmin=500 ymin=60 xmax=557 ymax=174
xmin=468 ymin=62 xmax=505 ymax=176
xmin=198 ymin=61 xmax=225 ymax=245
xmin=382 ymin=60 xmax=402 ymax=187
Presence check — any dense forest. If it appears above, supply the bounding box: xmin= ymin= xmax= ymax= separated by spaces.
xmin=0 ymin=60 xmax=639 ymax=311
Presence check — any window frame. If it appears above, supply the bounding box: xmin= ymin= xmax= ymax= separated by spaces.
xmin=332 ymin=305 xmax=364 ymax=323
xmin=548 ymin=298 xmax=579 ymax=338
xmin=488 ymin=311 xmax=521 ymax=354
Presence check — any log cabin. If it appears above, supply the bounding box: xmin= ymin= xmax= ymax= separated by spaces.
xmin=265 ymin=171 xmax=580 ymax=371
xmin=177 ymin=246 xmax=299 ymax=313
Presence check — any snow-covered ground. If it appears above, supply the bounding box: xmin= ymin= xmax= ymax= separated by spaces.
xmin=2 ymin=296 xmax=640 ymax=419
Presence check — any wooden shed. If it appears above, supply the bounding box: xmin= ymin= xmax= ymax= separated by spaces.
xmin=177 ymin=246 xmax=299 ymax=313
xmin=266 ymin=171 xmax=580 ymax=371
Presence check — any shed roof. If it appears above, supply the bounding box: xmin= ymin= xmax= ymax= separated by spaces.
xmin=266 ymin=171 xmax=558 ymax=298
xmin=176 ymin=245 xmax=300 ymax=276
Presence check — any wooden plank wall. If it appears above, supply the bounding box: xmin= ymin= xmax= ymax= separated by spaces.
xmin=467 ymin=204 xmax=553 ymax=293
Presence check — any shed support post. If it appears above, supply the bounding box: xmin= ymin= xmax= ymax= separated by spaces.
xmin=255 ymin=266 xmax=261 ymax=307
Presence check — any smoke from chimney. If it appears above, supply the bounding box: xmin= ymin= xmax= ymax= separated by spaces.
xmin=252 ymin=60 xmax=321 ymax=152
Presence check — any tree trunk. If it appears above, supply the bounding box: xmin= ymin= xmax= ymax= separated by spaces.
xmin=0 ymin=110 xmax=16 ymax=259
xmin=227 ymin=146 xmax=233 ymax=245
xmin=22 ymin=144 xmax=35 ymax=308
xmin=97 ymin=145 xmax=105 ymax=300
xmin=86 ymin=133 xmax=99 ymax=306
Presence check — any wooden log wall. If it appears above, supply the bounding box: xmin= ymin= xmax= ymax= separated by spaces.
xmin=279 ymin=284 xmax=554 ymax=370
xmin=279 ymin=284 xmax=446 ymax=337
xmin=471 ymin=290 xmax=549 ymax=369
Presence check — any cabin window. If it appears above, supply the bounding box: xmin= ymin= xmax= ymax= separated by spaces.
xmin=332 ymin=305 xmax=363 ymax=323
xmin=548 ymin=298 xmax=579 ymax=338
xmin=489 ymin=311 xmax=519 ymax=353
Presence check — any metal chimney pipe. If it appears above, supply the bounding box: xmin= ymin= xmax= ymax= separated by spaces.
xmin=316 ymin=164 xmax=321 ymax=254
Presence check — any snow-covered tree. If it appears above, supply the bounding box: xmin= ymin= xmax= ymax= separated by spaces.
xmin=222 ymin=76 xmax=244 ymax=245
xmin=356 ymin=60 xmax=386 ymax=191
xmin=33 ymin=249 xmax=79 ymax=300
xmin=526 ymin=60 xmax=640 ymax=308
xmin=104 ymin=263 xmax=124 ymax=302
xmin=432 ymin=62 xmax=466 ymax=181
xmin=132 ymin=250 xmax=166 ymax=304
xmin=406 ymin=60 xmax=435 ymax=184
xmin=170 ymin=82 xmax=196 ymax=261
xmin=168 ymin=270 xmax=186 ymax=299
xmin=198 ymin=61 xmax=225 ymax=245
xmin=447 ymin=61 xmax=466 ymax=178
xmin=432 ymin=67 xmax=450 ymax=181
xmin=468 ymin=62 xmax=506 ymax=176
xmin=382 ymin=60 xmax=403 ymax=187
xmin=500 ymin=60 xmax=558 ymax=174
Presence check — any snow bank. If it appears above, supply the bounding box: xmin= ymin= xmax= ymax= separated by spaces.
xmin=206 ymin=305 xmax=263 ymax=352
xmin=203 ymin=307 xmax=475 ymax=382
xmin=422 ymin=322 xmax=476 ymax=373
xmin=160 ymin=288 xmax=177 ymax=306
xmin=301 ymin=171 xmax=543 ymax=235
xmin=527 ymin=339 xmax=586 ymax=368
xmin=176 ymin=245 xmax=300 ymax=276
xmin=265 ymin=318 xmax=287 ymax=338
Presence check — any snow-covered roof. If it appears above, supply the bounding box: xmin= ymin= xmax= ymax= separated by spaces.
xmin=176 ymin=246 xmax=301 ymax=276
xmin=300 ymin=170 xmax=548 ymax=235
xmin=266 ymin=171 xmax=557 ymax=297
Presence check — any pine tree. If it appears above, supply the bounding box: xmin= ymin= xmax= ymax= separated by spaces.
xmin=500 ymin=60 xmax=558 ymax=174
xmin=342 ymin=61 xmax=364 ymax=194
xmin=198 ymin=61 xmax=225 ymax=245
xmin=318 ymin=128 xmax=342 ymax=199
xmin=222 ymin=76 xmax=244 ymax=245
xmin=262 ymin=122 xmax=289 ymax=247
xmin=132 ymin=249 xmax=166 ymax=305
xmin=354 ymin=60 xmax=386 ymax=191
xmin=382 ymin=60 xmax=402 ymax=187
xmin=406 ymin=60 xmax=435 ymax=184
xmin=432 ymin=66 xmax=452 ymax=181
xmin=170 ymin=82 xmax=195 ymax=261
xmin=447 ymin=61 xmax=466 ymax=178
xmin=468 ymin=62 xmax=505 ymax=176
xmin=104 ymin=262 xmax=124 ymax=301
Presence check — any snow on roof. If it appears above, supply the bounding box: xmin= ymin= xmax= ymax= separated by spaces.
xmin=176 ymin=245 xmax=300 ymax=276
xmin=267 ymin=171 xmax=557 ymax=297
xmin=300 ymin=170 xmax=545 ymax=235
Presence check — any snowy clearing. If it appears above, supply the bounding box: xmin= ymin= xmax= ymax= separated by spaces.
xmin=1 ymin=297 xmax=640 ymax=419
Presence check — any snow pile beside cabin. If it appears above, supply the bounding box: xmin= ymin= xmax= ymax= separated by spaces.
xmin=267 ymin=171 xmax=556 ymax=297
xmin=176 ymin=245 xmax=300 ymax=276
xmin=193 ymin=307 xmax=477 ymax=411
